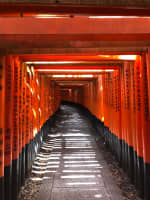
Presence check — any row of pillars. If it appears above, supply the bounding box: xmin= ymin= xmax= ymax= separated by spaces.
xmin=0 ymin=55 xmax=60 ymax=200
xmin=99 ymin=53 xmax=150 ymax=200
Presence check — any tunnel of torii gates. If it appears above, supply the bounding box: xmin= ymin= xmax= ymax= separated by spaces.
xmin=1 ymin=9 xmax=150 ymax=200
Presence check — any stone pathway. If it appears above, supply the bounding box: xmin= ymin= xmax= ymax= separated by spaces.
xmin=19 ymin=104 xmax=124 ymax=200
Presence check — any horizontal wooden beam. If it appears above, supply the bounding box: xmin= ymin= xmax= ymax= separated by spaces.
xmin=1 ymin=18 xmax=150 ymax=35
xmin=0 ymin=36 xmax=150 ymax=49
xmin=0 ymin=4 xmax=150 ymax=16
xmin=0 ymin=47 xmax=146 ymax=55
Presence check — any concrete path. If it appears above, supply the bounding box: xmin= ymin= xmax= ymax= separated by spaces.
xmin=33 ymin=104 xmax=124 ymax=200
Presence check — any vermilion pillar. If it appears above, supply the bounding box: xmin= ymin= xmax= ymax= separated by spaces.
xmin=36 ymin=73 xmax=41 ymax=132
xmin=18 ymin=59 xmax=23 ymax=188
xmin=121 ymin=65 xmax=126 ymax=170
xmin=21 ymin=64 xmax=26 ymax=184
xmin=31 ymin=67 xmax=38 ymax=161
xmin=4 ymin=56 xmax=14 ymax=200
xmin=29 ymin=67 xmax=34 ymax=168
xmin=25 ymin=66 xmax=32 ymax=176
xmin=40 ymin=75 xmax=44 ymax=128
xmin=141 ymin=53 xmax=150 ymax=200
xmin=124 ymin=62 xmax=134 ymax=181
xmin=114 ymin=70 xmax=121 ymax=163
xmin=134 ymin=56 xmax=144 ymax=195
xmin=130 ymin=61 xmax=137 ymax=186
xmin=12 ymin=58 xmax=20 ymax=199
xmin=0 ymin=57 xmax=4 ymax=200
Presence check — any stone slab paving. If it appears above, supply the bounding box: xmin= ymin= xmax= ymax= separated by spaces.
xmin=34 ymin=105 xmax=124 ymax=200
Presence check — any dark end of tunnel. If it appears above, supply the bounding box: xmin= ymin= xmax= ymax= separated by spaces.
xmin=60 ymin=101 xmax=82 ymax=108
xmin=60 ymin=101 xmax=104 ymax=126
xmin=0 ymin=176 xmax=4 ymax=200
xmin=4 ymin=164 xmax=12 ymax=200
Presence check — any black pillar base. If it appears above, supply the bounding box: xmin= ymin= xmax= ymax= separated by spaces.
xmin=136 ymin=156 xmax=144 ymax=198
xmin=0 ymin=176 xmax=4 ymax=200
xmin=18 ymin=153 xmax=22 ymax=189
xmin=25 ymin=143 xmax=30 ymax=177
xmin=133 ymin=151 xmax=138 ymax=187
xmin=4 ymin=164 xmax=12 ymax=200
xmin=144 ymin=162 xmax=150 ymax=200
xmin=117 ymin=139 xmax=122 ymax=166
xmin=12 ymin=158 xmax=19 ymax=200
xmin=21 ymin=147 xmax=25 ymax=185
xmin=25 ymin=141 xmax=33 ymax=178
xmin=121 ymin=140 xmax=126 ymax=171
xmin=127 ymin=146 xmax=134 ymax=183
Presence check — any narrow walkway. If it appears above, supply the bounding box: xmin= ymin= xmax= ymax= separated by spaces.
xmin=19 ymin=104 xmax=124 ymax=200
